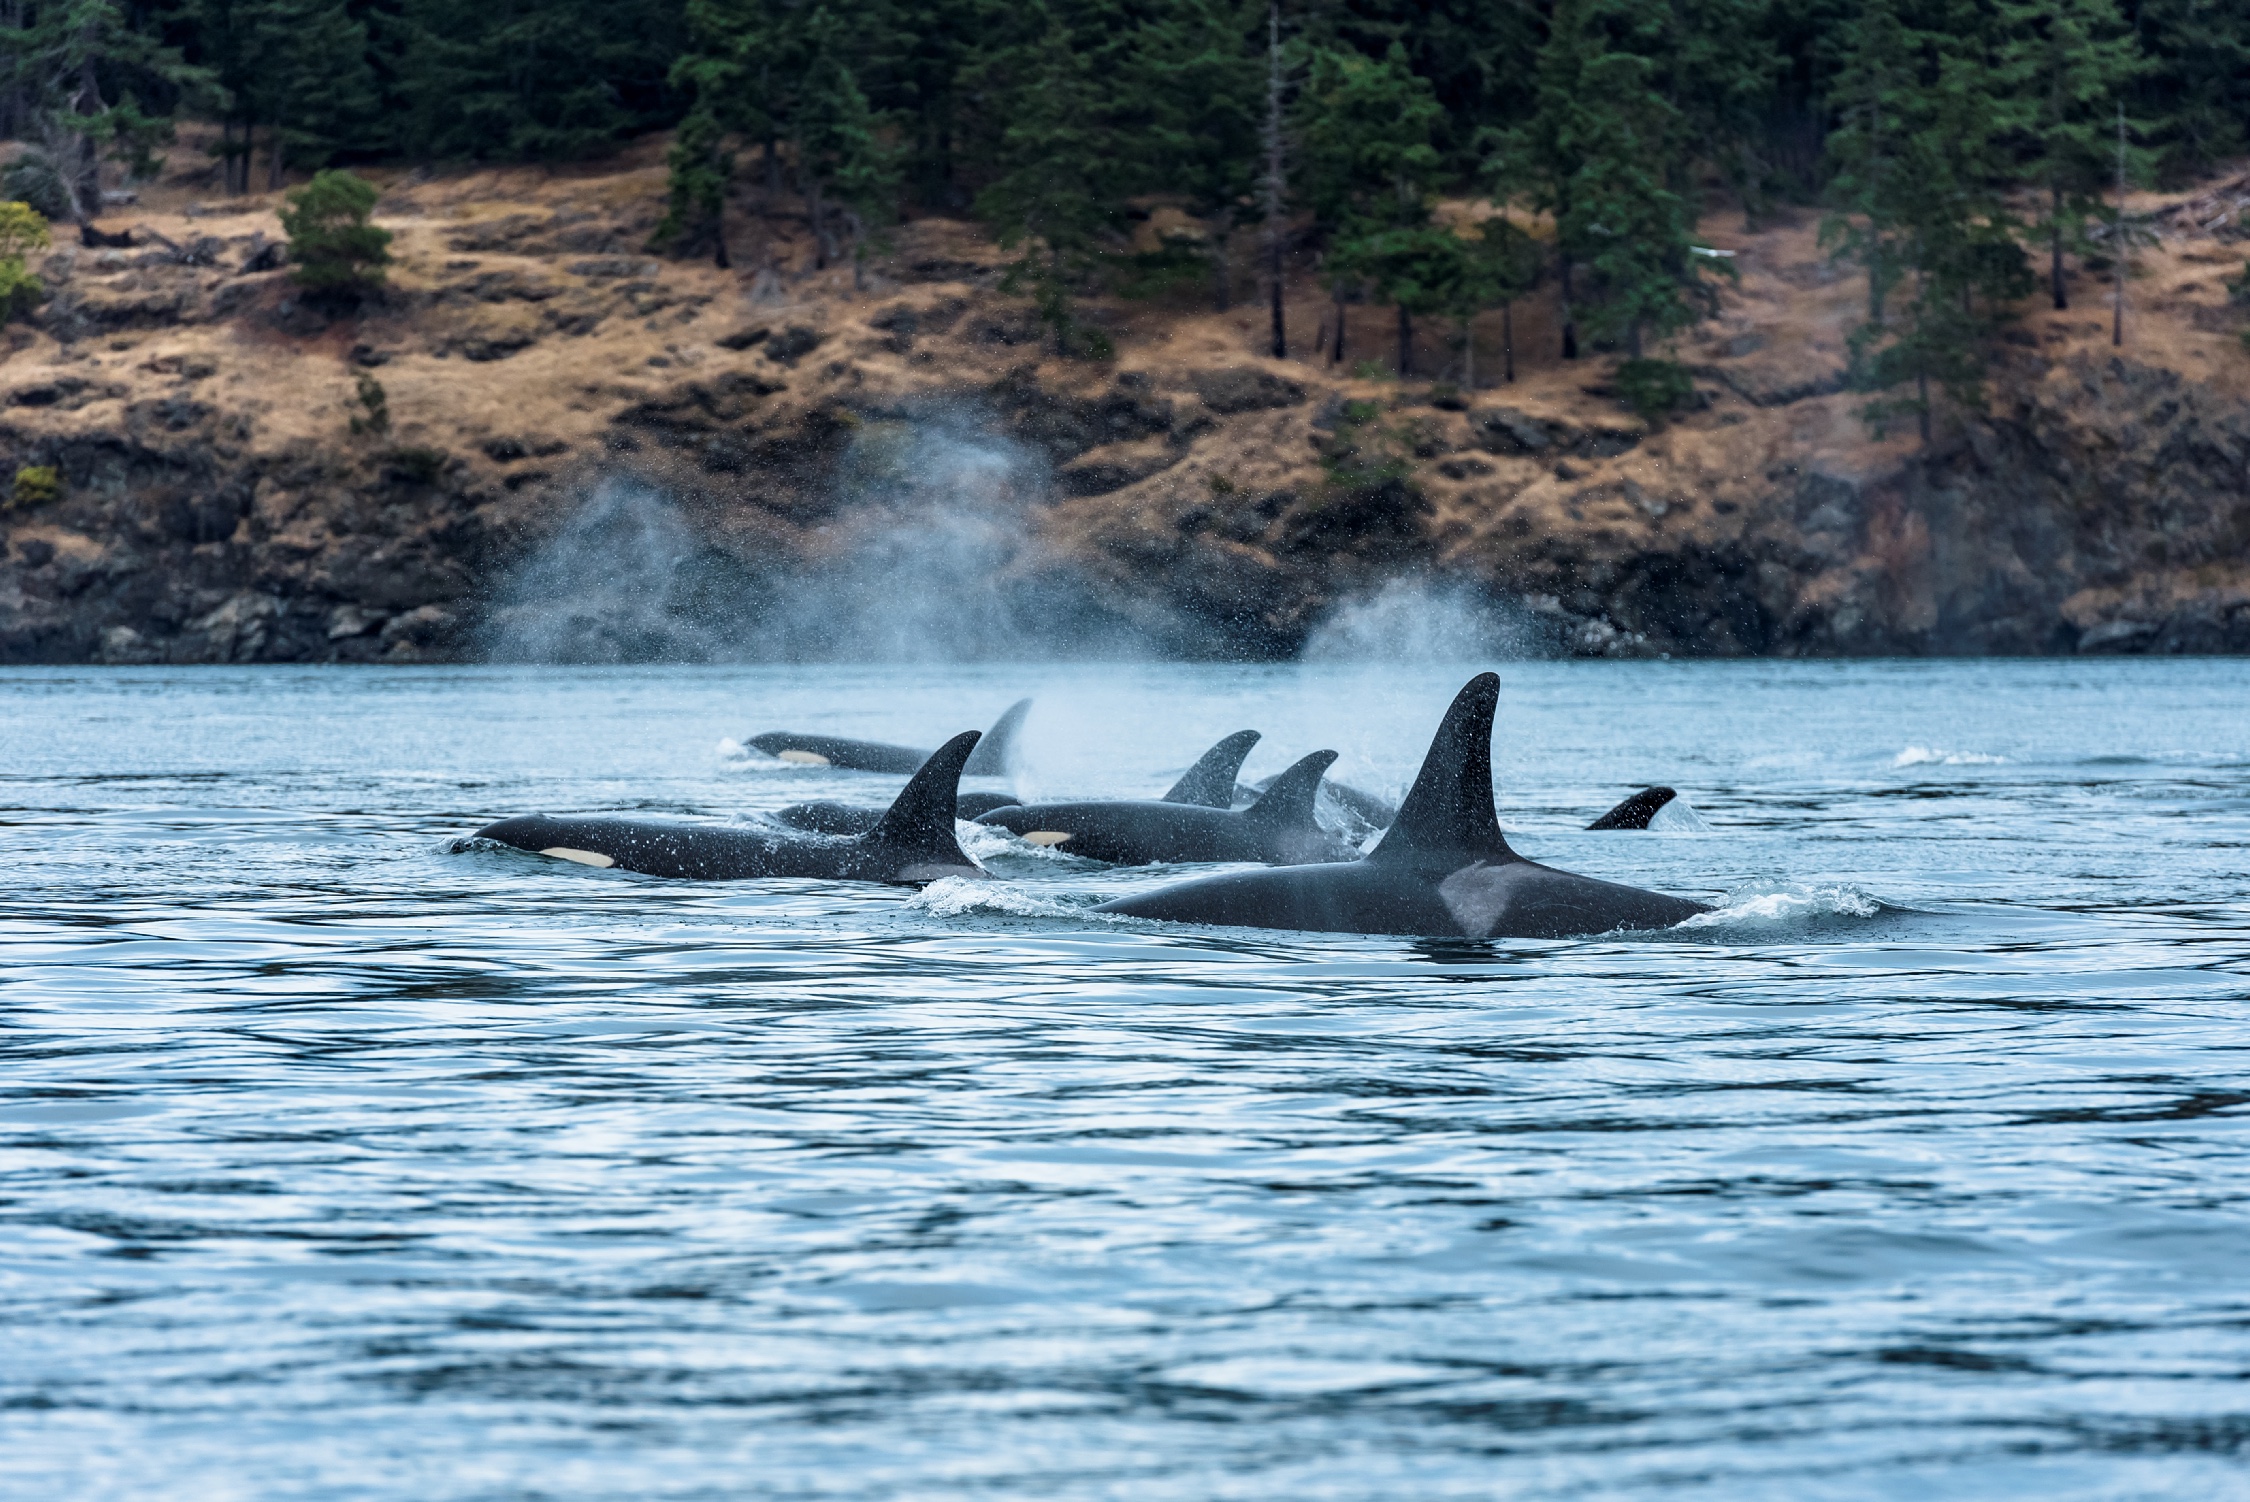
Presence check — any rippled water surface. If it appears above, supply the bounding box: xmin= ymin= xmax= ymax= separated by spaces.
xmin=4 ymin=660 xmax=2248 ymax=1499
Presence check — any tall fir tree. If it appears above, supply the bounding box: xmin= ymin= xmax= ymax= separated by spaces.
xmin=2129 ymin=0 xmax=2250 ymax=179
xmin=396 ymin=0 xmax=684 ymax=160
xmin=1997 ymin=0 xmax=2146 ymax=309
xmin=1295 ymin=41 xmax=1443 ymax=371
xmin=795 ymin=3 xmax=899 ymax=284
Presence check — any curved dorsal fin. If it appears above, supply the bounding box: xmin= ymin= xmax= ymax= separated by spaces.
xmin=1587 ymin=786 xmax=1677 ymax=830
xmin=1163 ymin=730 xmax=1262 ymax=806
xmin=1368 ymin=673 xmax=1513 ymax=866
xmin=1240 ymin=750 xmax=1338 ymax=831
xmin=868 ymin=731 xmax=981 ymax=857
xmin=963 ymin=698 xmax=1031 ymax=777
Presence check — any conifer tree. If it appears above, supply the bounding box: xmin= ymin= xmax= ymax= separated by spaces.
xmin=969 ymin=9 xmax=1131 ymax=354
xmin=796 ymin=5 xmax=899 ymax=285
xmin=0 ymin=0 xmax=205 ymax=220
xmin=396 ymin=0 xmax=684 ymax=160
xmin=1825 ymin=0 xmax=2028 ymax=444
xmin=1997 ymin=0 xmax=2145 ymax=309
xmin=2129 ymin=0 xmax=2250 ymax=178
xmin=1132 ymin=0 xmax=1258 ymax=311
xmin=1295 ymin=42 xmax=1443 ymax=371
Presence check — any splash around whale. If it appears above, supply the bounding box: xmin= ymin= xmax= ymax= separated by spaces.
xmin=1096 ymin=674 xmax=1712 ymax=939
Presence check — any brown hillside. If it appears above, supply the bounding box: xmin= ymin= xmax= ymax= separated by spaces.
xmin=2 ymin=130 xmax=2247 ymax=662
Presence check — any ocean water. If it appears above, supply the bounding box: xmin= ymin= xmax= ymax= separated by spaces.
xmin=2 ymin=659 xmax=2246 ymax=1500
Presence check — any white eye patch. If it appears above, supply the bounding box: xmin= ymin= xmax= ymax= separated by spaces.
xmin=1020 ymin=830 xmax=1073 ymax=847
xmin=539 ymin=847 xmax=616 ymax=868
xmin=776 ymin=750 xmax=831 ymax=766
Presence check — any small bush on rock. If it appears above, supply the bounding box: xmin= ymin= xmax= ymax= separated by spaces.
xmin=0 ymin=154 xmax=70 ymax=222
xmin=279 ymin=170 xmax=391 ymax=297
xmin=11 ymin=464 xmax=62 ymax=509
xmin=1614 ymin=358 xmax=1695 ymax=422
xmin=0 ymin=200 xmax=50 ymax=319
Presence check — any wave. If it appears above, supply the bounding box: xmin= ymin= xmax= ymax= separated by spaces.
xmin=1678 ymin=884 xmax=1885 ymax=929
xmin=1894 ymin=746 xmax=2007 ymax=767
xmin=909 ymin=876 xmax=1095 ymax=919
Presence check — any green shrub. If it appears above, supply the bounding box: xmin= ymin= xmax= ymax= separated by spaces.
xmin=0 ymin=154 xmax=70 ymax=221
xmin=0 ymin=200 xmax=49 ymax=319
xmin=350 ymin=372 xmax=390 ymax=436
xmin=11 ymin=464 xmax=61 ymax=509
xmin=279 ymin=170 xmax=392 ymax=296
xmin=1614 ymin=357 xmax=1695 ymax=422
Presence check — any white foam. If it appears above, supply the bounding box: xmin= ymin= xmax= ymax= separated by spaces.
xmin=1679 ymin=885 xmax=1882 ymax=928
xmin=909 ymin=876 xmax=1088 ymax=919
xmin=1646 ymin=796 xmax=1712 ymax=834
xmin=1894 ymin=746 xmax=2007 ymax=767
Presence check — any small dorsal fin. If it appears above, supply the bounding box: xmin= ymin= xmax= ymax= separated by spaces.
xmin=1163 ymin=730 xmax=1261 ymax=806
xmin=1240 ymin=750 xmax=1338 ymax=831
xmin=1368 ymin=673 xmax=1513 ymax=866
xmin=868 ymin=731 xmax=981 ymax=857
xmin=1587 ymin=786 xmax=1677 ymax=830
xmin=963 ymin=698 xmax=1031 ymax=776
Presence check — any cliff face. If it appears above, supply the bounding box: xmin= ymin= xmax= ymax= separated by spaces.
xmin=1 ymin=138 xmax=2246 ymax=664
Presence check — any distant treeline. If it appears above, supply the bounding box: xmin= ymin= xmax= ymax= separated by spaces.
xmin=3 ymin=1 xmax=2245 ymax=423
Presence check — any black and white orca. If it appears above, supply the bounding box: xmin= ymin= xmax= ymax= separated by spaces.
xmin=748 ymin=698 xmax=1030 ymax=775
xmin=1095 ymin=674 xmax=1711 ymax=938
xmin=474 ymin=732 xmax=987 ymax=884
xmin=768 ymin=729 xmax=1263 ymax=837
xmin=976 ymin=750 xmax=1359 ymax=867
xmin=768 ymin=789 xmax=1021 ymax=837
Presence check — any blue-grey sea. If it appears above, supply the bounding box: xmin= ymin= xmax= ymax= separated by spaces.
xmin=3 ymin=660 xmax=2246 ymax=1500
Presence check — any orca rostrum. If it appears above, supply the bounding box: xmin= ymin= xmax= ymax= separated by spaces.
xmin=474 ymin=732 xmax=987 ymax=884
xmin=1096 ymin=674 xmax=1711 ymax=938
xmin=770 ymin=729 xmax=1263 ymax=837
xmin=748 ymin=698 xmax=1030 ymax=775
xmin=977 ymin=749 xmax=1359 ymax=867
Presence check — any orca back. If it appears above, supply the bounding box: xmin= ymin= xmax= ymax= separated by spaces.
xmin=1163 ymin=731 xmax=1261 ymax=807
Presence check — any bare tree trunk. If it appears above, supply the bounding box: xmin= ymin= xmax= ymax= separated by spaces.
xmin=1397 ymin=303 xmax=1412 ymax=377
xmin=1210 ymin=223 xmax=1229 ymax=312
xmin=809 ymin=179 xmax=827 ymax=270
xmin=70 ymin=42 xmax=105 ymax=223
xmin=268 ymin=127 xmax=285 ymax=192
xmin=2049 ymin=181 xmax=2067 ymax=310
xmin=713 ymin=202 xmax=730 ymax=269
xmin=1558 ymin=256 xmax=1577 ymax=360
xmin=2112 ymin=103 xmax=2126 ymax=348
xmin=1502 ymin=300 xmax=1515 ymax=383
xmin=1259 ymin=0 xmax=1287 ymax=359
xmin=1331 ymin=289 xmax=1346 ymax=364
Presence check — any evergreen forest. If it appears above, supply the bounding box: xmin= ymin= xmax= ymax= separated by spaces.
xmin=3 ymin=0 xmax=2246 ymax=424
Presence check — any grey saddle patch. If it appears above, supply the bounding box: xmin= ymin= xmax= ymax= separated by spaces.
xmin=1436 ymin=861 xmax=1523 ymax=938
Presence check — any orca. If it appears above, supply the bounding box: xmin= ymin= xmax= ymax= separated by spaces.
xmin=768 ymin=730 xmax=1262 ymax=837
xmin=474 ymin=732 xmax=987 ymax=884
xmin=1587 ymin=786 xmax=1678 ymax=830
xmin=1095 ymin=674 xmax=1711 ymax=938
xmin=1238 ymin=773 xmax=1398 ymax=832
xmin=770 ymin=789 xmax=1020 ymax=837
xmin=977 ymin=750 xmax=1359 ymax=866
xmin=748 ymin=697 xmax=1030 ymax=775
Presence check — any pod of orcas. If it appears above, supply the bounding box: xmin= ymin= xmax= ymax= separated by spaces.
xmin=469 ymin=677 xmax=1707 ymax=939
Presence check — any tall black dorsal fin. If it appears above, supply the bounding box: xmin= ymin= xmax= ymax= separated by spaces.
xmin=868 ymin=731 xmax=981 ymax=856
xmin=1240 ymin=750 xmax=1338 ymax=831
xmin=1587 ymin=786 xmax=1677 ymax=830
xmin=1369 ymin=673 xmax=1513 ymax=866
xmin=1163 ymin=730 xmax=1261 ymax=806
xmin=963 ymin=699 xmax=1031 ymax=776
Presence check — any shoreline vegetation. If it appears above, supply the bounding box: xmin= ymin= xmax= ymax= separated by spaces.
xmin=0 ymin=0 xmax=2246 ymax=662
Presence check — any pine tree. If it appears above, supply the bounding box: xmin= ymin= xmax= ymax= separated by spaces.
xmin=1131 ymin=0 xmax=1258 ymax=311
xmin=969 ymin=8 xmax=1132 ymax=354
xmin=1510 ymin=0 xmax=1711 ymax=361
xmin=1295 ymin=42 xmax=1443 ymax=371
xmin=1442 ymin=210 xmax=1540 ymax=387
xmin=1996 ymin=0 xmax=2146 ymax=310
xmin=0 ymin=0 xmax=207 ymax=221
xmin=796 ymin=4 xmax=900 ymax=285
xmin=1825 ymin=0 xmax=2029 ymax=444
xmin=2130 ymin=0 xmax=2250 ymax=179
xmin=396 ymin=0 xmax=685 ymax=161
